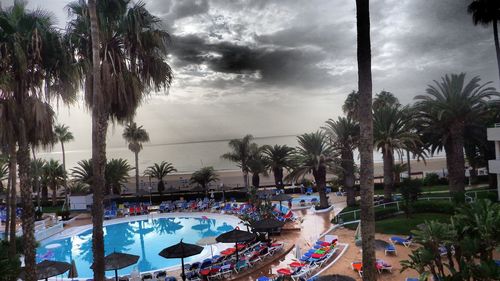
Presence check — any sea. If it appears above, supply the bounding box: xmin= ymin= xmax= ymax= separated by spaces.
xmin=37 ymin=134 xmax=443 ymax=174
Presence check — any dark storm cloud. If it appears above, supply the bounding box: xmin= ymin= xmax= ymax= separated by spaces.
xmin=170 ymin=34 xmax=333 ymax=87
xmin=170 ymin=0 xmax=209 ymax=20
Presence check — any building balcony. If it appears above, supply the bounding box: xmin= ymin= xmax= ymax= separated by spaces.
xmin=489 ymin=159 xmax=500 ymax=174
xmin=487 ymin=125 xmax=500 ymax=141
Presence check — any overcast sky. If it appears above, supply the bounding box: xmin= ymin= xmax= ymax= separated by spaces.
xmin=2 ymin=0 xmax=498 ymax=153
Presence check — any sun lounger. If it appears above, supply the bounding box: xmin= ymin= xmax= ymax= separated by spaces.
xmin=164 ymin=277 xmax=177 ymax=281
xmin=405 ymin=279 xmax=419 ymax=281
xmin=141 ymin=273 xmax=153 ymax=281
xmin=351 ymin=262 xmax=363 ymax=277
xmin=257 ymin=276 xmax=271 ymax=281
xmin=324 ymin=235 xmax=338 ymax=244
xmin=306 ymin=187 xmax=313 ymax=195
xmin=390 ymin=235 xmax=413 ymax=247
xmin=376 ymin=259 xmax=393 ymax=273
xmin=385 ymin=244 xmax=397 ymax=255
xmin=234 ymin=260 xmax=249 ymax=273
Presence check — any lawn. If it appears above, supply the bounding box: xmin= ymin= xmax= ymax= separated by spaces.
xmin=345 ymin=212 xmax=452 ymax=235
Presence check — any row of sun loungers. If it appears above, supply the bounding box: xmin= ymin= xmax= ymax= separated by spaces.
xmin=180 ymin=240 xmax=285 ymax=281
xmin=258 ymin=235 xmax=339 ymax=281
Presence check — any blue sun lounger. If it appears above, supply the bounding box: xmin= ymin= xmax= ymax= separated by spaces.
xmin=390 ymin=235 xmax=412 ymax=247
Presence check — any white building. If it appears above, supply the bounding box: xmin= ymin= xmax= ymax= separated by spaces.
xmin=487 ymin=124 xmax=500 ymax=201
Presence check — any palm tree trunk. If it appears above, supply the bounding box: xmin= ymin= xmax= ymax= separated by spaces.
xmin=252 ymin=173 xmax=260 ymax=188
xmin=382 ymin=146 xmax=394 ymax=202
xmin=8 ymin=143 xmax=17 ymax=256
xmin=89 ymin=0 xmax=106 ymax=280
xmin=4 ymin=156 xmax=10 ymax=240
xmin=61 ymin=142 xmax=69 ymax=208
xmin=243 ymin=171 xmax=248 ymax=189
xmin=135 ymin=151 xmax=139 ymax=194
xmin=342 ymin=149 xmax=356 ymax=207
xmin=406 ymin=150 xmax=411 ymax=180
xmin=52 ymin=184 xmax=57 ymax=206
xmin=493 ymin=18 xmax=500 ymax=85
xmin=17 ymin=118 xmax=36 ymax=281
xmin=273 ymin=167 xmax=283 ymax=189
xmin=32 ymin=147 xmax=41 ymax=209
xmin=356 ymin=0 xmax=377 ymax=279
xmin=314 ymin=167 xmax=329 ymax=209
xmin=445 ymin=123 xmax=466 ymax=196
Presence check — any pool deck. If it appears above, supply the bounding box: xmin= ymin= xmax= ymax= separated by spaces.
xmin=46 ymin=194 xmax=348 ymax=280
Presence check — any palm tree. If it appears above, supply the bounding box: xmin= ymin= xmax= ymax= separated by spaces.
xmin=323 ymin=117 xmax=359 ymax=207
xmin=221 ymin=134 xmax=255 ymax=189
xmin=71 ymin=160 xmax=93 ymax=187
xmin=374 ymin=104 xmax=422 ymax=202
xmin=105 ymin=159 xmax=133 ymax=195
xmin=262 ymin=145 xmax=295 ymax=189
xmin=190 ymin=167 xmax=219 ymax=196
xmin=54 ymin=124 xmax=74 ymax=208
xmin=342 ymin=90 xmax=360 ymax=121
xmin=372 ymin=90 xmax=400 ymax=110
xmin=31 ymin=159 xmax=47 ymax=204
xmin=71 ymin=159 xmax=133 ymax=195
xmin=67 ymin=1 xmax=172 ymax=277
xmin=247 ymin=146 xmax=269 ymax=188
xmin=122 ymin=122 xmax=150 ymax=194
xmin=414 ymin=73 xmax=498 ymax=195
xmin=468 ymin=0 xmax=500 ymax=83
xmin=287 ymin=131 xmax=335 ymax=209
xmin=42 ymin=159 xmax=65 ymax=206
xmin=355 ymin=0 xmax=377 ymax=279
xmin=144 ymin=161 xmax=177 ymax=195
xmin=0 ymin=3 xmax=78 ymax=278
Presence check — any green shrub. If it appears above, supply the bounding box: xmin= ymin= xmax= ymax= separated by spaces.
xmin=412 ymin=201 xmax=455 ymax=214
xmin=422 ymin=173 xmax=440 ymax=186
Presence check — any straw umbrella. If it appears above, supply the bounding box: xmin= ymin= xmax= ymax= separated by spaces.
xmin=216 ymin=229 xmax=256 ymax=263
xmin=91 ymin=252 xmax=139 ymax=281
xmin=159 ymin=240 xmax=203 ymax=281
xmin=270 ymin=193 xmax=292 ymax=213
xmin=19 ymin=260 xmax=71 ymax=281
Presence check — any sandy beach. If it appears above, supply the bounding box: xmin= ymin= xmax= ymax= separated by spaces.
xmin=124 ymin=158 xmax=448 ymax=193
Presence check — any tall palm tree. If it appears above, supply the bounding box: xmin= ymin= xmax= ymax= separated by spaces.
xmin=221 ymin=134 xmax=255 ymax=189
xmin=374 ymin=104 xmax=422 ymax=202
xmin=67 ymin=1 xmax=172 ymax=277
xmin=356 ymin=0 xmax=377 ymax=279
xmin=0 ymin=3 xmax=78 ymax=279
xmin=323 ymin=117 xmax=359 ymax=207
xmin=414 ymin=73 xmax=498 ymax=195
xmin=287 ymin=131 xmax=335 ymax=209
xmin=54 ymin=124 xmax=74 ymax=207
xmin=468 ymin=0 xmax=500 ymax=83
xmin=42 ymin=159 xmax=65 ymax=206
xmin=262 ymin=144 xmax=295 ymax=189
xmin=190 ymin=167 xmax=219 ymax=196
xmin=122 ymin=122 xmax=150 ymax=194
xmin=144 ymin=161 xmax=177 ymax=195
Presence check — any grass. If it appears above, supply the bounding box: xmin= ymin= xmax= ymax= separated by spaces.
xmin=345 ymin=212 xmax=452 ymax=235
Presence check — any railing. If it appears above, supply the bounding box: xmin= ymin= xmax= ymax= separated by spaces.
xmin=417 ymin=197 xmax=452 ymax=202
xmin=334 ymin=201 xmax=401 ymax=222
xmin=464 ymin=189 xmax=497 ymax=202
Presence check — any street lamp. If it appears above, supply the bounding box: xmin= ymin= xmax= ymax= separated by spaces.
xmin=148 ymin=185 xmax=152 ymax=205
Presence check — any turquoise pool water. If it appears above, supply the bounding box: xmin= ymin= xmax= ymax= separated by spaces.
xmin=37 ymin=216 xmax=236 ymax=278
xmin=291 ymin=195 xmax=319 ymax=204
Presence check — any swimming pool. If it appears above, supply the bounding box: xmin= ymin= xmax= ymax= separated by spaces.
xmin=291 ymin=195 xmax=319 ymax=204
xmin=37 ymin=214 xmax=240 ymax=278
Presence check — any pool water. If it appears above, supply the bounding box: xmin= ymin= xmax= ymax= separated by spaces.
xmin=37 ymin=216 xmax=237 ymax=278
xmin=291 ymin=195 xmax=319 ymax=204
